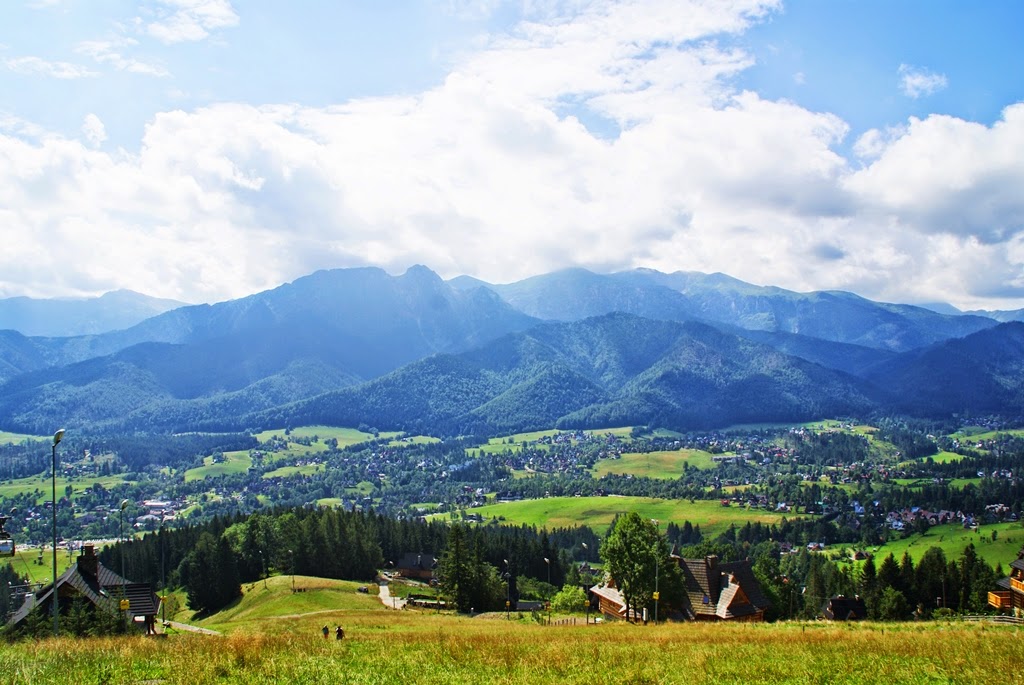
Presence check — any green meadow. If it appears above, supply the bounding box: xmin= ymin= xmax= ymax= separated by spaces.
xmin=0 ymin=474 xmax=131 ymax=502
xmin=0 ymin=431 xmax=44 ymax=446
xmin=868 ymin=521 xmax=1024 ymax=569
xmin=460 ymin=496 xmax=800 ymax=536
xmin=591 ymin=449 xmax=719 ymax=479
xmin=262 ymin=464 xmax=323 ymax=479
xmin=184 ymin=450 xmax=253 ymax=482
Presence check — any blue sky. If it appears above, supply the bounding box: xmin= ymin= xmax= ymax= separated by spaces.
xmin=2 ymin=1 xmax=1023 ymax=310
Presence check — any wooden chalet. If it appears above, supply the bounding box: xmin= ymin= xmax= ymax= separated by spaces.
xmin=679 ymin=555 xmax=769 ymax=622
xmin=988 ymin=545 xmax=1024 ymax=613
xmin=395 ymin=552 xmax=437 ymax=580
xmin=593 ymin=554 xmax=769 ymax=623
xmin=822 ymin=595 xmax=868 ymax=621
xmin=8 ymin=545 xmax=160 ymax=633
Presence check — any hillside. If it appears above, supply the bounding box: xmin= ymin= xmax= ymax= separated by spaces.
xmin=866 ymin=321 xmax=1024 ymax=416
xmin=261 ymin=313 xmax=881 ymax=435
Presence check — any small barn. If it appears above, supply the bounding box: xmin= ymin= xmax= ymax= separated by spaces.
xmin=8 ymin=545 xmax=160 ymax=634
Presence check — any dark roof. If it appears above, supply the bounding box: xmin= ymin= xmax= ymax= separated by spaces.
xmin=822 ymin=595 xmax=868 ymax=621
xmin=9 ymin=548 xmax=159 ymax=627
xmin=679 ymin=556 xmax=769 ymax=620
xmin=397 ymin=552 xmax=437 ymax=571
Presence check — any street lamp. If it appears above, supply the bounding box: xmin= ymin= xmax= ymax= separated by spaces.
xmin=580 ymin=543 xmax=591 ymax=625
xmin=504 ymin=559 xmax=511 ymax=620
xmin=120 ymin=499 xmax=129 ymax=586
xmin=51 ymin=428 xmax=64 ymax=637
xmin=543 ymin=557 xmax=550 ymax=586
xmin=652 ymin=519 xmax=659 ymax=626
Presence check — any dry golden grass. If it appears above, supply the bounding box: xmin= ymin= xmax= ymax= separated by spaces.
xmin=1 ymin=614 xmax=1022 ymax=684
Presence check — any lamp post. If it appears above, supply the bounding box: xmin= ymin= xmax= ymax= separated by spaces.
xmin=51 ymin=428 xmax=64 ymax=637
xmin=652 ymin=519 xmax=659 ymax=626
xmin=119 ymin=499 xmax=129 ymax=584
xmin=504 ymin=558 xmax=510 ymax=620
xmin=581 ymin=542 xmax=590 ymax=625
xmin=544 ymin=557 xmax=550 ymax=586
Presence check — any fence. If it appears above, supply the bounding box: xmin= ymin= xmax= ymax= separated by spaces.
xmin=960 ymin=614 xmax=1024 ymax=626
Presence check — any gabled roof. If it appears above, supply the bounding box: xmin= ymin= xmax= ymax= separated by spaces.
xmin=9 ymin=547 xmax=159 ymax=627
xmin=396 ymin=552 xmax=437 ymax=571
xmin=680 ymin=556 xmax=769 ymax=620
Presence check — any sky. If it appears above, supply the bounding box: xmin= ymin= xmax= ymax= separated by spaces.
xmin=1 ymin=0 xmax=1023 ymax=311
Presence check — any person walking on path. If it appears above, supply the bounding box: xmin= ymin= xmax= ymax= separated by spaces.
xmin=335 ymin=625 xmax=344 ymax=640
xmin=321 ymin=624 xmax=329 ymax=639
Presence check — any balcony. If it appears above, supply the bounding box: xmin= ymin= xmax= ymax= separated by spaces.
xmin=1012 ymin=577 xmax=1024 ymax=593
xmin=988 ymin=591 xmax=1012 ymax=610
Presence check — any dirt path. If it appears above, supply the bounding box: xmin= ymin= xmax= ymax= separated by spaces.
xmin=163 ymin=620 xmax=221 ymax=636
xmin=378 ymin=581 xmax=407 ymax=610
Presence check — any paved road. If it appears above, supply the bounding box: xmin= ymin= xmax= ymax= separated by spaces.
xmin=378 ymin=581 xmax=407 ymax=610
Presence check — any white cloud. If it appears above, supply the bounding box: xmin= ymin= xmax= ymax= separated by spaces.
xmin=3 ymin=55 xmax=98 ymax=79
xmin=76 ymin=39 xmax=170 ymax=77
xmin=898 ymin=64 xmax=948 ymax=99
xmin=1 ymin=0 xmax=1022 ymax=311
xmin=81 ymin=113 xmax=107 ymax=147
xmin=144 ymin=0 xmax=240 ymax=45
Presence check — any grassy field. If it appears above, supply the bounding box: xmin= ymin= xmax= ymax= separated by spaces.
xmin=3 ymin=545 xmax=81 ymax=585
xmin=591 ymin=449 xmax=719 ymax=479
xmin=263 ymin=464 xmax=323 ymax=479
xmin=0 ymin=474 xmax=131 ymax=502
xmin=460 ymin=496 xmax=801 ymax=537
xmin=470 ymin=427 xmax=638 ymax=457
xmin=1 ymin=608 xmax=1021 ymax=684
xmin=184 ymin=450 xmax=253 ymax=482
xmin=867 ymin=521 xmax=1024 ymax=569
xmin=0 ymin=430 xmax=44 ymax=445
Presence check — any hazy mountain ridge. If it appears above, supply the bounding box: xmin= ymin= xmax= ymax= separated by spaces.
xmin=0 ymin=290 xmax=187 ymax=337
xmin=467 ymin=268 xmax=998 ymax=352
xmin=0 ymin=265 xmax=1021 ymax=434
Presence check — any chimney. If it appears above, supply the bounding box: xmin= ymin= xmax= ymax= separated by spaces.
xmin=78 ymin=545 xmax=98 ymax=577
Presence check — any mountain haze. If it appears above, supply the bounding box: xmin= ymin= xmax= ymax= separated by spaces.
xmin=0 ymin=290 xmax=186 ymax=337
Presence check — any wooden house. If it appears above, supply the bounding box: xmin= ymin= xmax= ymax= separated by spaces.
xmin=593 ymin=554 xmax=769 ymax=623
xmin=8 ymin=545 xmax=160 ymax=634
xmin=395 ymin=552 xmax=437 ymax=580
xmin=988 ymin=546 xmax=1024 ymax=613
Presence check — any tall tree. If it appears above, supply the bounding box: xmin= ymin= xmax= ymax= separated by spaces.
xmin=601 ymin=512 xmax=667 ymax=623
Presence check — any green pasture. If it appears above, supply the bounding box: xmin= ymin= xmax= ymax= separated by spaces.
xmin=254 ymin=426 xmax=393 ymax=449
xmin=0 ymin=474 xmax=131 ymax=503
xmin=199 ymin=574 xmax=383 ymax=633
xmin=459 ymin=496 xmax=802 ymax=537
xmin=591 ymin=449 xmax=718 ymax=479
xmin=0 ymin=431 xmax=45 ymax=446
xmin=387 ymin=435 xmax=441 ymax=447
xmin=472 ymin=427 xmax=637 ymax=457
xmin=869 ymin=521 xmax=1024 ymax=569
xmin=892 ymin=477 xmax=981 ymax=489
xmin=950 ymin=427 xmax=1024 ymax=442
xmin=262 ymin=464 xmax=323 ymax=479
xmin=3 ymin=545 xmax=80 ymax=585
xmin=184 ymin=451 xmax=252 ymax=482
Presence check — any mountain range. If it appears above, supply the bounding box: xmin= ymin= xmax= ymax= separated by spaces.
xmin=0 ymin=265 xmax=1022 ymax=435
